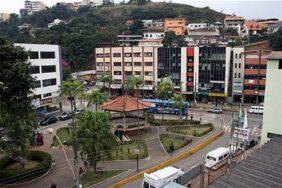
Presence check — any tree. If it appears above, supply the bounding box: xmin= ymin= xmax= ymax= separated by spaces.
xmin=86 ymin=88 xmax=106 ymax=110
xmin=172 ymin=94 xmax=184 ymax=119
xmin=77 ymin=111 xmax=115 ymax=172
xmin=98 ymin=74 xmax=113 ymax=97
xmin=270 ymin=28 xmax=282 ymax=50
xmin=124 ymin=75 xmax=143 ymax=96
xmin=129 ymin=19 xmax=144 ymax=35
xmin=162 ymin=31 xmax=186 ymax=47
xmin=0 ymin=37 xmax=35 ymax=160
xmin=156 ymin=77 xmax=173 ymax=122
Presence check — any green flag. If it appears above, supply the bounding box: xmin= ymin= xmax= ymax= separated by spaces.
xmin=230 ymin=112 xmax=235 ymax=131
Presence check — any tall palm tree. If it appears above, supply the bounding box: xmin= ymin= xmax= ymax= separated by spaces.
xmin=156 ymin=77 xmax=173 ymax=122
xmin=173 ymin=93 xmax=184 ymax=119
xmin=86 ymin=88 xmax=106 ymax=111
xmin=98 ymin=74 xmax=113 ymax=97
xmin=124 ymin=75 xmax=143 ymax=96
xmin=77 ymin=111 xmax=115 ymax=172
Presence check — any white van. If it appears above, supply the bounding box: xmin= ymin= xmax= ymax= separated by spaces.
xmin=249 ymin=106 xmax=264 ymax=114
xmin=205 ymin=147 xmax=231 ymax=169
xmin=142 ymin=166 xmax=184 ymax=188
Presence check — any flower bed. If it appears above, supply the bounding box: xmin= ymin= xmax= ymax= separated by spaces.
xmin=167 ymin=123 xmax=214 ymax=137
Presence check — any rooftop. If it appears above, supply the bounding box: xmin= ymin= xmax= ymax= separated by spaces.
xmin=146 ymin=166 xmax=183 ymax=181
xmin=225 ymin=15 xmax=244 ymax=20
xmin=244 ymin=21 xmax=262 ymax=30
xmin=207 ymin=147 xmax=230 ymax=158
xmin=209 ymin=137 xmax=282 ymax=188
xmin=100 ymin=95 xmax=151 ymax=112
xmin=268 ymin=51 xmax=282 ymax=60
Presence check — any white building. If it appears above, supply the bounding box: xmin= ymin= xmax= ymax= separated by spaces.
xmin=186 ymin=23 xmax=209 ymax=30
xmin=0 ymin=13 xmax=10 ymax=22
xmin=48 ymin=19 xmax=65 ymax=28
xmin=261 ymin=51 xmax=282 ymax=145
xmin=224 ymin=15 xmax=245 ymax=28
xmin=14 ymin=43 xmax=62 ymax=110
xmin=24 ymin=0 xmax=47 ymax=15
xmin=232 ymin=47 xmax=244 ymax=102
xmin=143 ymin=32 xmax=165 ymax=40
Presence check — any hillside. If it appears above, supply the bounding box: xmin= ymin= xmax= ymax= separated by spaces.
xmin=0 ymin=2 xmax=225 ymax=71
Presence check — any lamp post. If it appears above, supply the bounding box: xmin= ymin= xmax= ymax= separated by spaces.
xmin=47 ymin=128 xmax=75 ymax=179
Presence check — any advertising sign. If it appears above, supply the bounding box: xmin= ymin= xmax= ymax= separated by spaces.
xmin=233 ymin=127 xmax=250 ymax=140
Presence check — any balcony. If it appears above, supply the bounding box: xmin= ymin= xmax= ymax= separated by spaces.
xmin=244 ymin=79 xmax=258 ymax=85
xmin=187 ymin=72 xmax=194 ymax=77
xmin=244 ymin=69 xmax=259 ymax=75
xmin=187 ymin=62 xmax=194 ymax=67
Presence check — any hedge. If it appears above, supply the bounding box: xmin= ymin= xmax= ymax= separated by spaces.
xmin=148 ymin=115 xmax=200 ymax=126
xmin=0 ymin=151 xmax=52 ymax=184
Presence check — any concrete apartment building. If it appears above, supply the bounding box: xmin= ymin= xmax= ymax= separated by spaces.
xmin=24 ymin=0 xmax=47 ymax=15
xmin=142 ymin=20 xmax=164 ymax=30
xmin=186 ymin=23 xmax=209 ymax=30
xmin=261 ymin=52 xmax=282 ymax=145
xmin=243 ymin=50 xmax=271 ymax=103
xmin=164 ymin=18 xmax=186 ymax=35
xmin=231 ymin=47 xmax=245 ymax=102
xmin=224 ymin=15 xmax=245 ymax=28
xmin=14 ymin=43 xmax=62 ymax=110
xmin=94 ymin=47 xmax=158 ymax=96
xmin=0 ymin=13 xmax=10 ymax=22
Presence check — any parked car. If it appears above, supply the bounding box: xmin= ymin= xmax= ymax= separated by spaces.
xmin=208 ymin=107 xmax=223 ymax=114
xmin=39 ymin=116 xmax=58 ymax=126
xmin=58 ymin=112 xmax=72 ymax=121
xmin=75 ymin=109 xmax=85 ymax=115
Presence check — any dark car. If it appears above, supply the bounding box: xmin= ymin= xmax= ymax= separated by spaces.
xmin=208 ymin=107 xmax=223 ymax=114
xmin=39 ymin=116 xmax=58 ymax=126
xmin=58 ymin=112 xmax=72 ymax=121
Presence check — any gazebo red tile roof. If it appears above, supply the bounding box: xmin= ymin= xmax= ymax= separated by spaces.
xmin=100 ymin=95 xmax=151 ymax=112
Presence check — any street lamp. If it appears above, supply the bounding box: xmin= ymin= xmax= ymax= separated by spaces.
xmin=47 ymin=128 xmax=76 ymax=179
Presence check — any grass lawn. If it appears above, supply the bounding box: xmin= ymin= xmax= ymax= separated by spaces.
xmin=159 ymin=134 xmax=191 ymax=153
xmin=168 ymin=124 xmax=214 ymax=137
xmin=79 ymin=170 xmax=126 ymax=187
xmin=109 ymin=142 xmax=148 ymax=160
xmin=51 ymin=127 xmax=73 ymax=147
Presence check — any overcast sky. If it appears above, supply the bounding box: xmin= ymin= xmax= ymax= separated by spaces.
xmin=0 ymin=0 xmax=281 ymax=19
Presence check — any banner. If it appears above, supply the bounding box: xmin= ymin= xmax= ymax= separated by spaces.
xmin=233 ymin=127 xmax=250 ymax=140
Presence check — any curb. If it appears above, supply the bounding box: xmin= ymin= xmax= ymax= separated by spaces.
xmin=109 ymin=130 xmax=224 ymax=188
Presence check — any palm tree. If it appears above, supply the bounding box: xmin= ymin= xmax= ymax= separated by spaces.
xmin=173 ymin=93 xmax=184 ymax=119
xmin=86 ymin=88 xmax=106 ymax=110
xmin=98 ymin=74 xmax=113 ymax=97
xmin=77 ymin=111 xmax=115 ymax=172
xmin=124 ymin=75 xmax=143 ymax=96
xmin=156 ymin=77 xmax=173 ymax=122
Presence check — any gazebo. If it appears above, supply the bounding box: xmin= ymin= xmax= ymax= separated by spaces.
xmin=100 ymin=96 xmax=151 ymax=138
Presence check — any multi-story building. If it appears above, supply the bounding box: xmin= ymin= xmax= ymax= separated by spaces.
xmin=257 ymin=19 xmax=279 ymax=34
xmin=186 ymin=23 xmax=209 ymax=30
xmin=0 ymin=13 xmax=10 ymax=22
xmin=24 ymin=0 xmax=47 ymax=15
xmin=242 ymin=21 xmax=263 ymax=37
xmin=261 ymin=51 xmax=282 ymax=145
xmin=143 ymin=32 xmax=165 ymax=40
xmin=142 ymin=20 xmax=164 ymax=30
xmin=181 ymin=47 xmax=195 ymax=99
xmin=224 ymin=15 xmax=245 ymax=28
xmin=231 ymin=47 xmax=244 ymax=102
xmin=164 ymin=18 xmax=186 ymax=35
xmin=187 ymin=27 xmax=220 ymax=45
xmin=243 ymin=50 xmax=271 ymax=104
xmin=118 ymin=35 xmax=143 ymax=47
xmin=94 ymin=47 xmax=158 ymax=96
xmin=14 ymin=43 xmax=62 ymax=110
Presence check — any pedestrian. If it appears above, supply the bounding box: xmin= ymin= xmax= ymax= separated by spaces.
xmin=40 ymin=133 xmax=44 ymax=145
xmin=79 ymin=167 xmax=85 ymax=176
xmin=50 ymin=182 xmax=57 ymax=188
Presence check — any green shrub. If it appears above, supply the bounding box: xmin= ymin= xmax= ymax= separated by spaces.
xmin=0 ymin=151 xmax=52 ymax=184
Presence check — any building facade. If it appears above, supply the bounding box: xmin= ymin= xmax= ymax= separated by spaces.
xmin=232 ymin=47 xmax=245 ymax=102
xmin=0 ymin=13 xmax=10 ymax=22
xmin=118 ymin=35 xmax=143 ymax=46
xmin=164 ymin=18 xmax=186 ymax=35
xmin=14 ymin=43 xmax=62 ymax=110
xmin=224 ymin=15 xmax=245 ymax=28
xmin=24 ymin=0 xmax=47 ymax=15
xmin=94 ymin=47 xmax=158 ymax=96
xmin=243 ymin=50 xmax=271 ymax=103
xmin=261 ymin=52 xmax=282 ymax=144
xmin=186 ymin=23 xmax=209 ymax=30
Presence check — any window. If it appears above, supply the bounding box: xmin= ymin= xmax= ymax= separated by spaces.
xmin=114 ymin=71 xmax=121 ymax=75
xmin=238 ymin=73 xmax=241 ymax=78
xmin=235 ymin=63 xmax=237 ymax=68
xmin=96 ymin=54 xmax=104 ymax=58
xmin=40 ymin=51 xmax=55 ymax=59
xmin=145 ymin=71 xmax=153 ymax=76
xmin=145 ymin=81 xmax=153 ymax=85
xmin=43 ymin=93 xmax=51 ymax=98
xmin=113 ymin=53 xmax=121 ymax=57
xmin=135 ymin=71 xmax=141 ymax=75
xmin=29 ymin=51 xmax=39 ymax=59
xmin=279 ymin=60 xmax=282 ymax=69
xmin=124 ymin=53 xmax=132 ymax=57
xmin=42 ymin=65 xmax=56 ymax=73
xmin=134 ymin=62 xmax=141 ymax=66
xmin=145 ymin=62 xmax=153 ymax=66
xmin=125 ymin=62 xmax=132 ymax=66
xmin=235 ymin=54 xmax=238 ymax=59
xmin=133 ymin=52 xmax=141 ymax=57
xmin=144 ymin=52 xmax=153 ymax=57
xmin=42 ymin=78 xmax=56 ymax=87
xmin=234 ymin=73 xmax=237 ymax=78
xmin=239 ymin=63 xmax=241 ymax=68
xmin=32 ymin=80 xmax=41 ymax=88
xmin=114 ymin=62 xmax=121 ymax=66
xmin=105 ymin=62 xmax=111 ymax=66
xmin=29 ymin=66 xmax=40 ymax=74
xmin=97 ymin=62 xmax=103 ymax=67
xmin=239 ymin=54 xmax=242 ymax=58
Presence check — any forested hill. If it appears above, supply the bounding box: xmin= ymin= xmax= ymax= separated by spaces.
xmin=0 ymin=2 xmax=225 ymax=71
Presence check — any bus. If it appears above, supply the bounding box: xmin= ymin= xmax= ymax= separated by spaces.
xmin=143 ymin=98 xmax=189 ymax=115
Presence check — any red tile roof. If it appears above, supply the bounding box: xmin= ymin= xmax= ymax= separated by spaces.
xmin=245 ymin=21 xmax=262 ymax=30
xmin=100 ymin=95 xmax=151 ymax=112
